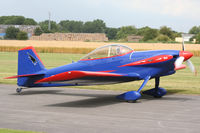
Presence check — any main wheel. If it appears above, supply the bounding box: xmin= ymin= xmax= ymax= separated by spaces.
xmin=16 ymin=88 xmax=22 ymax=93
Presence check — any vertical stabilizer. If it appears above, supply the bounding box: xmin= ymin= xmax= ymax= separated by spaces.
xmin=18 ymin=46 xmax=45 ymax=75
xmin=17 ymin=46 xmax=46 ymax=86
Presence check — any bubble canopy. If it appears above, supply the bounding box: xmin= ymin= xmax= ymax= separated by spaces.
xmin=80 ymin=44 xmax=133 ymax=60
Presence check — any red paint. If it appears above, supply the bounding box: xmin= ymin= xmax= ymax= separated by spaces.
xmin=35 ymin=71 xmax=122 ymax=84
xmin=19 ymin=46 xmax=33 ymax=51
xmin=120 ymin=55 xmax=173 ymax=67
xmin=4 ymin=74 xmax=40 ymax=79
xmin=174 ymin=64 xmax=186 ymax=71
xmin=179 ymin=51 xmax=193 ymax=61
xmin=19 ymin=46 xmax=44 ymax=66
xmin=80 ymin=51 xmax=133 ymax=61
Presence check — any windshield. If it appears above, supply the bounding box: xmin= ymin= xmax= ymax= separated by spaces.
xmin=80 ymin=44 xmax=133 ymax=60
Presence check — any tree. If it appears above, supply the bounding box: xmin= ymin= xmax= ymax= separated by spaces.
xmin=0 ymin=16 xmax=38 ymax=25
xmin=116 ymin=26 xmax=137 ymax=39
xmin=136 ymin=26 xmax=151 ymax=36
xmin=83 ymin=19 xmax=106 ymax=33
xmin=39 ymin=20 xmax=59 ymax=33
xmin=5 ymin=27 xmax=20 ymax=39
xmin=155 ymin=34 xmax=171 ymax=42
xmin=173 ymin=32 xmax=182 ymax=38
xmin=34 ymin=27 xmax=43 ymax=36
xmin=4 ymin=16 xmax=25 ymax=25
xmin=159 ymin=26 xmax=175 ymax=40
xmin=189 ymin=26 xmax=200 ymax=34
xmin=143 ymin=28 xmax=159 ymax=41
xmin=105 ymin=27 xmax=119 ymax=40
xmin=17 ymin=31 xmax=28 ymax=40
xmin=194 ymin=33 xmax=200 ymax=43
xmin=59 ymin=20 xmax=83 ymax=33
xmin=23 ymin=18 xmax=37 ymax=25
xmin=0 ymin=16 xmax=9 ymax=24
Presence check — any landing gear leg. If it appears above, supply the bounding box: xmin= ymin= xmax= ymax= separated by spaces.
xmin=154 ymin=77 xmax=161 ymax=98
xmin=16 ymin=88 xmax=22 ymax=93
xmin=142 ymin=77 xmax=167 ymax=98
xmin=117 ymin=76 xmax=151 ymax=102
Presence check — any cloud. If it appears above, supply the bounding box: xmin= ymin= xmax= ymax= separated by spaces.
xmin=86 ymin=0 xmax=200 ymax=19
xmin=161 ymin=0 xmax=200 ymax=17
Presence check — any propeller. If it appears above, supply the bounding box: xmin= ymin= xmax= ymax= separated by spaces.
xmin=182 ymin=35 xmax=185 ymax=51
xmin=175 ymin=34 xmax=197 ymax=75
xmin=175 ymin=56 xmax=184 ymax=67
xmin=186 ymin=60 xmax=197 ymax=74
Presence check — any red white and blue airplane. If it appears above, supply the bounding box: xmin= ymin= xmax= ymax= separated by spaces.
xmin=5 ymin=44 xmax=195 ymax=102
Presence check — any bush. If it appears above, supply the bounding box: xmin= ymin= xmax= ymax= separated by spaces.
xmin=155 ymin=34 xmax=171 ymax=42
xmin=16 ymin=31 xmax=28 ymax=40
xmin=116 ymin=26 xmax=137 ymax=39
xmin=5 ymin=27 xmax=20 ymax=39
xmin=34 ymin=27 xmax=43 ymax=36
xmin=105 ymin=27 xmax=119 ymax=40
xmin=143 ymin=28 xmax=159 ymax=41
xmin=159 ymin=26 xmax=175 ymax=40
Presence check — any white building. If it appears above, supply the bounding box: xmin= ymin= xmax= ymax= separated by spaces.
xmin=175 ymin=34 xmax=195 ymax=43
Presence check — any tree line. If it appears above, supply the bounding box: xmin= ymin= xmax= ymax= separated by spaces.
xmin=189 ymin=26 xmax=200 ymax=43
xmin=35 ymin=20 xmax=181 ymax=42
xmin=1 ymin=16 xmax=199 ymax=43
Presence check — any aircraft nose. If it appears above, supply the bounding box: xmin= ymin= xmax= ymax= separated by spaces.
xmin=179 ymin=51 xmax=193 ymax=61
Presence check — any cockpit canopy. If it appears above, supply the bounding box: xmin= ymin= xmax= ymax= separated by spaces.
xmin=80 ymin=44 xmax=133 ymax=60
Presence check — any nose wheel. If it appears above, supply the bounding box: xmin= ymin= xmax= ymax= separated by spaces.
xmin=16 ymin=88 xmax=22 ymax=93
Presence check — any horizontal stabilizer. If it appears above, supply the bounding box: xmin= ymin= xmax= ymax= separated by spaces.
xmin=4 ymin=73 xmax=44 ymax=79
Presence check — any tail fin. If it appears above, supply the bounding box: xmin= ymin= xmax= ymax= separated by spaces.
xmin=18 ymin=46 xmax=45 ymax=75
xmin=17 ymin=46 xmax=46 ymax=87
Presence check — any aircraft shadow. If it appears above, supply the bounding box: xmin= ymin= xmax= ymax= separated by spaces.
xmin=10 ymin=89 xmax=115 ymax=97
xmin=47 ymin=94 xmax=191 ymax=108
xmin=47 ymin=95 xmax=121 ymax=108
xmin=10 ymin=89 xmax=192 ymax=108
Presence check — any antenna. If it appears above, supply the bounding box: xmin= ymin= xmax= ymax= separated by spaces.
xmin=48 ymin=12 xmax=51 ymax=31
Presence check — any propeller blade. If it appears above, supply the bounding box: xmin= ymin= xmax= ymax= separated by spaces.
xmin=186 ymin=59 xmax=197 ymax=75
xmin=181 ymin=34 xmax=185 ymax=51
xmin=182 ymin=39 xmax=185 ymax=51
xmin=175 ymin=56 xmax=184 ymax=67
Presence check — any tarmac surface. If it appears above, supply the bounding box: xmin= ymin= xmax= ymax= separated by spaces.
xmin=0 ymin=84 xmax=200 ymax=133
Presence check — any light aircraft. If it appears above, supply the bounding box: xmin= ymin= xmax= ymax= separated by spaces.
xmin=5 ymin=43 xmax=195 ymax=102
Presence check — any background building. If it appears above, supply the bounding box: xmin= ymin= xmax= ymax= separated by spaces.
xmin=0 ymin=25 xmax=39 ymax=38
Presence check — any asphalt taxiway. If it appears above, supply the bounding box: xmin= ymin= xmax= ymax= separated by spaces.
xmin=0 ymin=84 xmax=200 ymax=133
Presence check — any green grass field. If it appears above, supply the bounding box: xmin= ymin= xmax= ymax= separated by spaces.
xmin=0 ymin=52 xmax=200 ymax=94
xmin=0 ymin=128 xmax=41 ymax=133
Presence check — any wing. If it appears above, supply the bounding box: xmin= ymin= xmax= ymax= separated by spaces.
xmin=35 ymin=71 xmax=126 ymax=84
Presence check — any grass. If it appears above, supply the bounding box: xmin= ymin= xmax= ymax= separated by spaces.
xmin=0 ymin=128 xmax=41 ymax=133
xmin=0 ymin=52 xmax=200 ymax=94
xmin=0 ymin=46 xmax=95 ymax=54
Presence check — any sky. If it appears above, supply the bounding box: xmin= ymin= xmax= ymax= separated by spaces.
xmin=0 ymin=0 xmax=200 ymax=32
